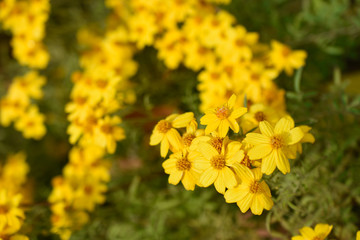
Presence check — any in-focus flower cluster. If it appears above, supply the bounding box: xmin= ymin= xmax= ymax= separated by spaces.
xmin=111 ymin=0 xmax=306 ymax=113
xmin=150 ymin=94 xmax=314 ymax=215
xmin=0 ymin=152 xmax=30 ymax=240
xmin=0 ymin=0 xmax=50 ymax=68
xmin=0 ymin=71 xmax=46 ymax=140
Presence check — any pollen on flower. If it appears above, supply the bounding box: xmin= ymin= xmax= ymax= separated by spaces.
xmin=209 ymin=137 xmax=223 ymax=153
xmin=270 ymin=135 xmax=283 ymax=149
xmin=215 ymin=106 xmax=230 ymax=119
xmin=210 ymin=155 xmax=226 ymax=170
xmin=182 ymin=133 xmax=195 ymax=147
xmin=241 ymin=153 xmax=251 ymax=168
xmin=250 ymin=181 xmax=261 ymax=194
xmin=156 ymin=120 xmax=172 ymax=133
xmin=176 ymin=157 xmax=192 ymax=171
xmin=254 ymin=111 xmax=266 ymax=122
xmin=0 ymin=204 xmax=9 ymax=214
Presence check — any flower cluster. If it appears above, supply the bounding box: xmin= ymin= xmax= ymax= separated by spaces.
xmin=0 ymin=0 xmax=50 ymax=68
xmin=48 ymin=147 xmax=110 ymax=240
xmin=112 ymin=0 xmax=306 ymax=112
xmin=49 ymin=4 xmax=138 ymax=240
xmin=0 ymin=71 xmax=46 ymax=140
xmin=293 ymin=223 xmax=360 ymax=240
xmin=150 ymin=94 xmax=314 ymax=215
xmin=0 ymin=152 xmax=30 ymax=240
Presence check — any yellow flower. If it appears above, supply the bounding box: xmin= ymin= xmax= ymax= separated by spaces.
xmin=14 ymin=105 xmax=46 ymax=140
xmin=224 ymin=167 xmax=273 ymax=215
xmin=296 ymin=125 xmax=315 ymax=154
xmin=0 ymin=190 xmax=25 ymax=235
xmin=162 ymin=149 xmax=201 ymax=191
xmin=72 ymin=179 xmax=107 ymax=211
xmin=269 ymin=40 xmax=307 ymax=76
xmin=356 ymin=231 xmax=360 ymax=240
xmin=292 ymin=223 xmax=333 ymax=240
xmin=194 ymin=139 xmax=243 ymax=194
xmin=245 ymin=118 xmax=304 ymax=175
xmin=8 ymin=71 xmax=46 ymax=101
xmin=150 ymin=112 xmax=194 ymax=157
xmin=95 ymin=115 xmax=125 ymax=154
xmin=200 ymin=94 xmax=247 ymax=137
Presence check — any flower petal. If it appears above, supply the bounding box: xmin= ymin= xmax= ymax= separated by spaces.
xmin=275 ymin=149 xmax=290 ymax=174
xmin=218 ymin=120 xmax=230 ymax=137
xmin=227 ymin=94 xmax=237 ymax=109
xmin=237 ymin=192 xmax=253 ymax=213
xmin=223 ymin=167 xmax=237 ymax=189
xmin=150 ymin=131 xmax=163 ymax=145
xmin=286 ymin=127 xmax=304 ymax=145
xmin=198 ymin=142 xmax=219 ymax=160
xmin=250 ymin=194 xmax=263 ymax=215
xmin=214 ymin=172 xmax=226 ymax=194
xmin=299 ymin=227 xmax=316 ymax=239
xmin=228 ymin=118 xmax=239 ymax=133
xmin=172 ymin=112 xmax=194 ymax=128
xmin=160 ymin=138 xmax=169 ymax=157
xmin=231 ymin=107 xmax=248 ymax=119
xmin=274 ymin=118 xmax=292 ymax=135
xmin=261 ymin=151 xmax=277 ymax=175
xmin=259 ymin=121 xmax=274 ymax=137
xmin=245 ymin=133 xmax=270 ymax=145
xmin=224 ymin=184 xmax=248 ymax=203
xmin=199 ymin=168 xmax=218 ymax=187
xmin=314 ymin=224 xmax=333 ymax=237
xmin=248 ymin=144 xmax=272 ymax=160
xmin=168 ymin=170 xmax=183 ymax=185
xmin=181 ymin=172 xmax=196 ymax=191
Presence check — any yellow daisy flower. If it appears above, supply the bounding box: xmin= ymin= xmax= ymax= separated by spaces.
xmin=0 ymin=190 xmax=25 ymax=235
xmin=245 ymin=118 xmax=304 ymax=175
xmin=292 ymin=223 xmax=333 ymax=240
xmin=150 ymin=112 xmax=194 ymax=157
xmin=162 ymin=149 xmax=201 ymax=191
xmin=194 ymin=139 xmax=243 ymax=194
xmin=224 ymin=167 xmax=273 ymax=215
xmin=200 ymin=94 xmax=247 ymax=137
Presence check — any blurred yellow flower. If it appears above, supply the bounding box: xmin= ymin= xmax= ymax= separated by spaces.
xmin=292 ymin=223 xmax=333 ymax=240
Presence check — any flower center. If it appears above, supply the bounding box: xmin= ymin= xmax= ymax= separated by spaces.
xmin=241 ymin=153 xmax=251 ymax=168
xmin=0 ymin=205 xmax=10 ymax=214
xmin=215 ymin=106 xmax=230 ymax=119
xmin=210 ymin=155 xmax=226 ymax=170
xmin=250 ymin=181 xmax=261 ymax=194
xmin=271 ymin=135 xmax=283 ymax=149
xmin=282 ymin=46 xmax=291 ymax=57
xmin=101 ymin=124 xmax=113 ymax=134
xmin=254 ymin=111 xmax=266 ymax=122
xmin=182 ymin=133 xmax=195 ymax=147
xmin=176 ymin=157 xmax=192 ymax=171
xmin=157 ymin=120 xmax=172 ymax=134
xmin=209 ymin=137 xmax=223 ymax=153
xmin=312 ymin=237 xmax=323 ymax=240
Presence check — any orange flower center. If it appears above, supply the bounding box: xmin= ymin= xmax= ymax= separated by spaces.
xmin=211 ymin=155 xmax=226 ymax=170
xmin=209 ymin=137 xmax=223 ymax=153
xmin=271 ymin=135 xmax=283 ymax=149
xmin=215 ymin=106 xmax=230 ymax=119
xmin=282 ymin=46 xmax=291 ymax=57
xmin=101 ymin=124 xmax=113 ymax=134
xmin=176 ymin=157 xmax=191 ymax=171
xmin=157 ymin=120 xmax=172 ymax=134
xmin=254 ymin=111 xmax=266 ymax=122
xmin=250 ymin=181 xmax=261 ymax=194
xmin=312 ymin=237 xmax=323 ymax=240
xmin=0 ymin=205 xmax=10 ymax=214
xmin=241 ymin=153 xmax=251 ymax=168
xmin=182 ymin=133 xmax=195 ymax=147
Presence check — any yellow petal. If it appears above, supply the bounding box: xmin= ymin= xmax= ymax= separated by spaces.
xmin=275 ymin=149 xmax=290 ymax=174
xmin=248 ymin=144 xmax=272 ymax=160
xmin=224 ymin=185 xmax=248 ymax=203
xmin=228 ymin=117 xmax=239 ymax=133
xmin=218 ymin=120 xmax=230 ymax=137
xmin=274 ymin=118 xmax=292 ymax=135
xmin=160 ymin=138 xmax=169 ymax=158
xmin=237 ymin=192 xmax=253 ymax=213
xmin=299 ymin=227 xmax=316 ymax=239
xmin=259 ymin=191 xmax=273 ymax=210
xmin=302 ymin=133 xmax=315 ymax=143
xmin=314 ymin=224 xmax=333 ymax=237
xmin=222 ymin=167 xmax=237 ymax=189
xmin=181 ymin=172 xmax=196 ymax=191
xmin=251 ymin=168 xmax=263 ymax=181
xmin=162 ymin=158 xmax=177 ymax=173
xmin=291 ymin=236 xmax=305 ymax=240
xmin=168 ymin=170 xmax=183 ymax=185
xmin=245 ymin=133 xmax=270 ymax=145
xmin=172 ymin=112 xmax=194 ymax=128
xmin=226 ymin=141 xmax=242 ymax=157
xmin=214 ymin=172 xmax=226 ymax=194
xmin=231 ymin=107 xmax=247 ymax=119
xmin=150 ymin=131 xmax=163 ymax=145
xmin=205 ymin=119 xmax=220 ymax=135
xmin=200 ymin=112 xmax=217 ymax=124
xmin=286 ymin=127 xmax=304 ymax=145
xmin=250 ymin=194 xmax=263 ymax=215
xmin=259 ymin=121 xmax=274 ymax=137
xmin=193 ymin=157 xmax=211 ymax=171
xmin=233 ymin=164 xmax=254 ymax=183
xmin=227 ymin=94 xmax=237 ymax=109
xmin=356 ymin=231 xmax=360 ymax=240
xmin=167 ymin=129 xmax=183 ymax=151
xmin=261 ymin=151 xmax=277 ymax=175
xmin=198 ymin=142 xmax=219 ymax=160
xmin=199 ymin=168 xmax=218 ymax=187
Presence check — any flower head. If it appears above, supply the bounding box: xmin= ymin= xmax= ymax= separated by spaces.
xmin=292 ymin=223 xmax=333 ymax=240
